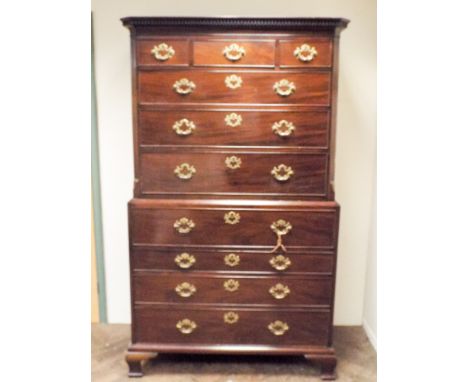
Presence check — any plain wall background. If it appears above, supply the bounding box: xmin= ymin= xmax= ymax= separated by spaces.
xmin=91 ymin=0 xmax=376 ymax=330
xmin=363 ymin=155 xmax=377 ymax=347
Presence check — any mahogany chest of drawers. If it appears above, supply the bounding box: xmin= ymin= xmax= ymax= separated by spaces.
xmin=122 ymin=17 xmax=348 ymax=380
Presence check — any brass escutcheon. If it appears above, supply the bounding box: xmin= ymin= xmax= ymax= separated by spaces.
xmin=224 ymin=112 xmax=243 ymax=127
xmin=225 ymin=155 xmax=242 ymax=170
xmin=224 ymin=253 xmax=240 ymax=267
xmin=225 ymin=74 xmax=243 ymax=90
xmin=224 ymin=279 xmax=240 ymax=292
xmin=223 ymin=311 xmax=240 ymax=324
xmin=224 ymin=211 xmax=241 ymax=225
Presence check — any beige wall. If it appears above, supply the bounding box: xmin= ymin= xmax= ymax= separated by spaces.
xmin=91 ymin=201 xmax=100 ymax=323
xmin=363 ymin=156 xmax=377 ymax=347
xmin=92 ymin=0 xmax=376 ymax=325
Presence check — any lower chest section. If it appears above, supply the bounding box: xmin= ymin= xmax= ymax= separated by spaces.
xmin=129 ymin=199 xmax=339 ymax=348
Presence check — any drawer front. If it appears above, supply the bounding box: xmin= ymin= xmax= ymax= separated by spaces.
xmin=132 ymin=248 xmax=334 ymax=274
xmin=136 ymin=39 xmax=190 ymax=67
xmin=133 ymin=305 xmax=330 ymax=347
xmin=279 ymin=38 xmax=333 ymax=68
xmin=193 ymin=40 xmax=275 ymax=67
xmin=139 ymin=152 xmax=328 ymax=197
xmin=138 ymin=71 xmax=331 ymax=105
xmin=139 ymin=109 xmax=329 ymax=148
xmin=133 ymin=273 xmax=333 ymax=306
xmin=130 ymin=205 xmax=338 ymax=248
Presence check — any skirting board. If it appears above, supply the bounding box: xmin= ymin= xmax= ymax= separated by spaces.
xmin=362 ymin=319 xmax=377 ymax=351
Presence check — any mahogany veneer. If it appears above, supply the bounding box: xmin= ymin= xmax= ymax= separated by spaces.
xmin=138 ymin=151 xmax=329 ymax=198
xmin=131 ymin=248 xmax=334 ymax=274
xmin=138 ymin=70 xmax=331 ymax=105
xmin=129 ymin=200 xmax=339 ymax=248
xmin=133 ymin=305 xmax=331 ymax=346
xmin=133 ymin=272 xmax=334 ymax=306
xmin=122 ymin=16 xmax=348 ymax=380
xmin=138 ymin=108 xmax=330 ymax=148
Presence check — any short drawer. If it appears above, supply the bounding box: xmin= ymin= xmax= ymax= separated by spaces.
xmin=133 ymin=273 xmax=333 ymax=306
xmin=139 ymin=109 xmax=329 ymax=148
xmin=138 ymin=70 xmax=331 ymax=105
xmin=193 ymin=40 xmax=275 ymax=67
xmin=131 ymin=248 xmax=334 ymax=275
xmin=129 ymin=200 xmax=339 ymax=249
xmin=278 ymin=38 xmax=333 ymax=68
xmin=139 ymin=151 xmax=328 ymax=198
xmin=133 ymin=304 xmax=330 ymax=347
xmin=136 ymin=39 xmax=189 ymax=67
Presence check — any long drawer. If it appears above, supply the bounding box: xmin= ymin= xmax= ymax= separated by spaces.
xmin=138 ymin=70 xmax=331 ymax=105
xmin=133 ymin=273 xmax=333 ymax=306
xmin=139 ymin=151 xmax=328 ymax=198
xmin=139 ymin=108 xmax=330 ymax=148
xmin=131 ymin=248 xmax=334 ymax=274
xmin=133 ymin=304 xmax=331 ymax=347
xmin=129 ymin=199 xmax=339 ymax=249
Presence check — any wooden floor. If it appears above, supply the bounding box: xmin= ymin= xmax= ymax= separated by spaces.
xmin=92 ymin=324 xmax=376 ymax=382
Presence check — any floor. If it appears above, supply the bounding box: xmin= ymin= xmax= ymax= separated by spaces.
xmin=92 ymin=324 xmax=376 ymax=382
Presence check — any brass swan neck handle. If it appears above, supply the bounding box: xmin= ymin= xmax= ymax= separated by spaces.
xmin=270 ymin=233 xmax=287 ymax=253
xmin=270 ymin=219 xmax=292 ymax=253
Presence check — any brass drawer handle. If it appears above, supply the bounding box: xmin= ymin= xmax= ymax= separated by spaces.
xmin=173 ymin=78 xmax=196 ymax=95
xmin=271 ymin=219 xmax=292 ymax=236
xmin=270 ymin=254 xmax=291 ymax=271
xmin=294 ymin=44 xmax=318 ymax=62
xmin=224 ymin=253 xmax=240 ymax=267
xmin=225 ymin=74 xmax=243 ymax=89
xmin=224 ymin=311 xmax=239 ymax=324
xmin=174 ymin=163 xmax=196 ymax=180
xmin=271 ymin=164 xmax=294 ymax=182
xmin=173 ymin=217 xmax=195 ymax=234
xmin=268 ymin=320 xmax=289 ymax=336
xmin=272 ymin=120 xmax=295 ymax=137
xmin=270 ymin=219 xmax=293 ymax=253
xmin=176 ymin=319 xmax=197 ymax=334
xmin=273 ymin=79 xmax=296 ymax=97
xmin=269 ymin=283 xmax=290 ymax=299
xmin=224 ymin=112 xmax=243 ymax=127
xmin=175 ymin=282 xmax=197 ymax=298
xmin=151 ymin=42 xmax=175 ymax=61
xmin=173 ymin=118 xmax=196 ymax=136
xmin=223 ymin=43 xmax=246 ymax=61
xmin=174 ymin=253 xmax=196 ymax=269
xmin=224 ymin=279 xmax=240 ymax=292
xmin=225 ymin=155 xmax=242 ymax=170
xmin=224 ymin=211 xmax=240 ymax=225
